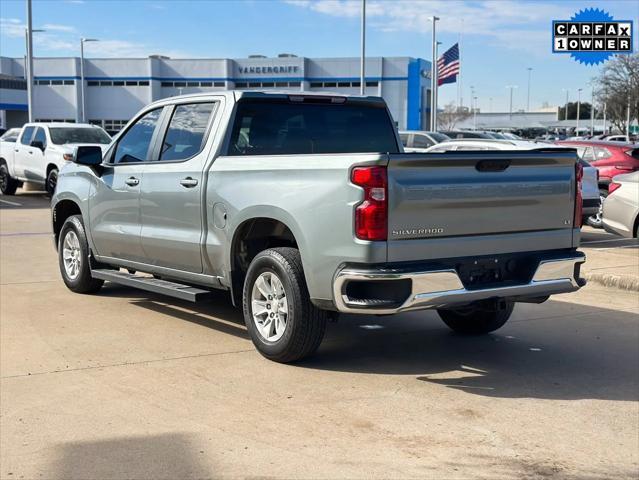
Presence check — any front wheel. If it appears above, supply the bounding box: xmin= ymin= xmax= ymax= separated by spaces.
xmin=0 ymin=163 xmax=19 ymax=195
xmin=58 ymin=215 xmax=104 ymax=294
xmin=438 ymin=301 xmax=514 ymax=335
xmin=46 ymin=168 xmax=58 ymax=197
xmin=242 ymin=247 xmax=328 ymax=363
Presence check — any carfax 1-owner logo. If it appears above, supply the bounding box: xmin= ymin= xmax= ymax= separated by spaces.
xmin=552 ymin=8 xmax=633 ymax=65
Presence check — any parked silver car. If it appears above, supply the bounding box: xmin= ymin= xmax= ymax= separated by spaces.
xmin=399 ymin=130 xmax=450 ymax=152
xmin=602 ymin=172 xmax=639 ymax=238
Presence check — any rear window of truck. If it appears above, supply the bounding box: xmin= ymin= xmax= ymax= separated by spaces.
xmin=228 ymin=98 xmax=400 ymax=155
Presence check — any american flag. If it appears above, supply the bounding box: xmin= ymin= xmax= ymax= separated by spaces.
xmin=437 ymin=43 xmax=460 ymax=86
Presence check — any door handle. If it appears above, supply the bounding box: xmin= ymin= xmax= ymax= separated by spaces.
xmin=180 ymin=177 xmax=198 ymax=188
xmin=14 ymin=149 xmax=19 ymax=152
xmin=28 ymin=150 xmax=33 ymax=154
xmin=125 ymin=176 xmax=140 ymax=187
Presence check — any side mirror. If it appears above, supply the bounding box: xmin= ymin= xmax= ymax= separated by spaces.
xmin=74 ymin=146 xmax=103 ymax=166
xmin=31 ymin=140 xmax=45 ymax=151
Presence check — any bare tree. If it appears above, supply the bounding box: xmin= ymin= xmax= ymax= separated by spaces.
xmin=592 ymin=54 xmax=638 ymax=133
xmin=438 ymin=103 xmax=471 ymax=131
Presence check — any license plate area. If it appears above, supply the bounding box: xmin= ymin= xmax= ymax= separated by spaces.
xmin=456 ymin=254 xmax=539 ymax=290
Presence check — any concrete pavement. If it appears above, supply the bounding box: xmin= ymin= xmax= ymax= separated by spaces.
xmin=1 ymin=193 xmax=638 ymax=479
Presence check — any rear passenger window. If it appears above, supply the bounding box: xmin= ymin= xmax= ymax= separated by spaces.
xmin=20 ymin=126 xmax=35 ymax=145
xmin=159 ymin=103 xmax=215 ymax=162
xmin=113 ymin=108 xmax=162 ymax=164
xmin=412 ymin=134 xmax=434 ymax=148
xmin=594 ymin=147 xmax=612 ymax=160
xmin=228 ymin=98 xmax=399 ymax=155
xmin=399 ymin=133 xmax=409 ymax=147
xmin=576 ymin=146 xmax=594 ymax=162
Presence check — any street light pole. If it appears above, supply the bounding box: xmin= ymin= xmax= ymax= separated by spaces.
xmin=26 ymin=0 xmax=34 ymax=122
xmin=590 ymin=85 xmax=595 ymax=136
xmin=506 ymin=85 xmax=517 ymax=120
xmin=562 ymin=88 xmax=569 ymax=121
xmin=526 ymin=67 xmax=532 ymax=111
xmin=473 ymin=96 xmax=478 ymax=130
xmin=602 ymin=102 xmax=607 ymax=135
xmin=576 ymin=88 xmax=582 ymax=135
xmin=360 ymin=0 xmax=366 ymax=96
xmin=627 ymin=97 xmax=631 ymax=138
xmin=429 ymin=16 xmax=439 ymax=131
xmin=24 ymin=27 xmax=45 ymax=123
xmin=80 ymin=38 xmax=98 ymax=123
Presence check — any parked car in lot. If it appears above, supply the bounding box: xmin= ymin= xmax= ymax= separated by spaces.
xmin=423 ymin=139 xmax=600 ymax=224
xmin=602 ymin=135 xmax=631 ymax=142
xmin=602 ymin=172 xmax=639 ymax=238
xmin=556 ymin=140 xmax=639 ymax=227
xmin=0 ymin=123 xmax=111 ymax=195
xmin=443 ymin=130 xmax=494 ymax=139
xmin=398 ymin=130 xmax=450 ymax=151
xmin=556 ymin=140 xmax=639 ymax=185
xmin=0 ymin=128 xmax=20 ymax=143
xmin=51 ymin=91 xmax=585 ymax=363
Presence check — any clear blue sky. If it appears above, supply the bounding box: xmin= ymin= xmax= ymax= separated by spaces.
xmin=1 ymin=0 xmax=637 ymax=112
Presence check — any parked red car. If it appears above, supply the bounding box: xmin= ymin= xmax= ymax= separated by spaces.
xmin=556 ymin=141 xmax=639 ymax=188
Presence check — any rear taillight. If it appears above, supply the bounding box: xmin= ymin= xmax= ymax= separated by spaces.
xmin=609 ymin=182 xmax=621 ymax=194
xmin=352 ymin=166 xmax=387 ymax=241
xmin=574 ymin=161 xmax=583 ymax=228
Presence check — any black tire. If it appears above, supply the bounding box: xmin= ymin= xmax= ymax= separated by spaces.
xmin=242 ymin=247 xmax=328 ymax=363
xmin=438 ymin=301 xmax=514 ymax=335
xmin=58 ymin=215 xmax=104 ymax=294
xmin=0 ymin=163 xmax=19 ymax=195
xmin=586 ymin=190 xmax=607 ymax=229
xmin=46 ymin=168 xmax=58 ymax=197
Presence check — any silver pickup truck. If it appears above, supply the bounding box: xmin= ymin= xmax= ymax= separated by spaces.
xmin=51 ymin=91 xmax=585 ymax=363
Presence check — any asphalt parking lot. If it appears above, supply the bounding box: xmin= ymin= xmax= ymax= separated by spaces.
xmin=1 ymin=192 xmax=638 ymax=479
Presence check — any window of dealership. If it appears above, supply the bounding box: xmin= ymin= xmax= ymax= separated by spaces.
xmin=0 ymin=55 xmax=432 ymax=132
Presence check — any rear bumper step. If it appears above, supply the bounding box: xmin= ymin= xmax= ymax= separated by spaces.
xmin=333 ymin=252 xmax=585 ymax=314
xmin=91 ymin=269 xmax=215 ymax=302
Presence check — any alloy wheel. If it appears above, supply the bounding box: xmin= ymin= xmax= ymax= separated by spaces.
xmin=251 ymin=271 xmax=289 ymax=342
xmin=62 ymin=230 xmax=82 ymax=280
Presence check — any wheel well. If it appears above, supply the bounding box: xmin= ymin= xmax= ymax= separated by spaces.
xmin=46 ymin=163 xmax=58 ymax=176
xmin=52 ymin=200 xmax=81 ymax=245
xmin=230 ymin=218 xmax=298 ymax=306
xmin=0 ymin=158 xmax=6 ymax=166
xmin=634 ymin=214 xmax=639 ymax=238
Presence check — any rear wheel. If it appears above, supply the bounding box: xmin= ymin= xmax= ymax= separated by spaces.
xmin=0 ymin=163 xmax=18 ymax=195
xmin=242 ymin=247 xmax=328 ymax=363
xmin=46 ymin=168 xmax=58 ymax=197
xmin=58 ymin=215 xmax=104 ymax=294
xmin=586 ymin=190 xmax=607 ymax=228
xmin=438 ymin=301 xmax=514 ymax=335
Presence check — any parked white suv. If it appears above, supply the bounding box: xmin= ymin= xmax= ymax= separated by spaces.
xmin=0 ymin=123 xmax=110 ymax=195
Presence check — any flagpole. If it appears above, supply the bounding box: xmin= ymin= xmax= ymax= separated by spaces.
xmin=435 ymin=41 xmax=441 ymax=131
xmin=458 ymin=19 xmax=463 ymax=110
xmin=430 ymin=16 xmax=439 ymax=131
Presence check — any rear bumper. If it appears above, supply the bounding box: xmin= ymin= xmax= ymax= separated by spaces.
xmin=333 ymin=251 xmax=586 ymax=314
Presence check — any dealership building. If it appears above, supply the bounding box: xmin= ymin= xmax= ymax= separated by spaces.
xmin=0 ymin=54 xmax=432 ymax=133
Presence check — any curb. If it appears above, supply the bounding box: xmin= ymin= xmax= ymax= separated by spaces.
xmin=584 ymin=272 xmax=639 ymax=292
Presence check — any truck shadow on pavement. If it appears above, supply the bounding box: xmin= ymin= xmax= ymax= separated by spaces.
xmin=302 ymin=301 xmax=639 ymax=402
xmin=49 ymin=433 xmax=212 ymax=480
xmin=99 ymin=283 xmax=248 ymax=340
xmin=95 ymin=284 xmax=637 ymax=402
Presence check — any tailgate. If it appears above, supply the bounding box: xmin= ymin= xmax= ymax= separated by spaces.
xmin=386 ymin=150 xmax=578 ymax=262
